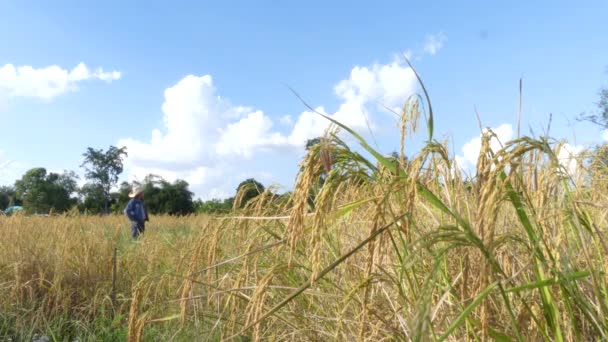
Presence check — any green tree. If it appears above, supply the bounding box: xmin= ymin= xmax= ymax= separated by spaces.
xmin=235 ymin=178 xmax=265 ymax=208
xmin=195 ymin=197 xmax=234 ymax=214
xmin=110 ymin=181 xmax=132 ymax=213
xmin=305 ymin=137 xmax=322 ymax=151
xmin=79 ymin=183 xmax=107 ymax=214
xmin=139 ymin=175 xmax=195 ymax=215
xmin=81 ymin=146 xmax=127 ymax=214
xmin=0 ymin=185 xmax=18 ymax=210
xmin=141 ymin=175 xmax=163 ymax=213
xmin=14 ymin=168 xmax=78 ymax=214
xmin=163 ymin=179 xmax=195 ymax=215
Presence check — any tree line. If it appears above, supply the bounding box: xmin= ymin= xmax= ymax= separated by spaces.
xmin=0 ymin=146 xmax=267 ymax=215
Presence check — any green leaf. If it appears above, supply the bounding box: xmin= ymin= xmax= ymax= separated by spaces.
xmin=330 ymin=196 xmax=381 ymax=221
xmin=439 ymin=282 xmax=497 ymax=341
xmin=506 ymin=271 xmax=591 ymax=294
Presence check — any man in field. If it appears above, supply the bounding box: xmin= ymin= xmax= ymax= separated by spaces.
xmin=123 ymin=185 xmax=149 ymax=239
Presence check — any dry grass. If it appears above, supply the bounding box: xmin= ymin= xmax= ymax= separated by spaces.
xmin=2 ymin=135 xmax=608 ymax=341
xmin=3 ymin=86 xmax=608 ymax=341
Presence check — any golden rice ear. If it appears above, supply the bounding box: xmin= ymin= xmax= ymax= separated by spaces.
xmin=320 ymin=125 xmax=340 ymax=174
xmin=286 ymin=147 xmax=324 ymax=263
xmin=399 ymin=95 xmax=422 ymax=162
xmin=244 ymin=265 xmax=278 ymax=341
xmin=319 ymin=142 xmax=334 ymax=174
xmin=178 ymin=226 xmax=208 ymax=327
xmin=128 ymin=277 xmax=150 ymax=342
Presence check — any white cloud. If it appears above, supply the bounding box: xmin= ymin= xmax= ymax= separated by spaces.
xmin=556 ymin=143 xmax=584 ymax=177
xmin=455 ymin=124 xmax=514 ymax=171
xmin=118 ymin=74 xmax=290 ymax=199
xmin=334 ymin=61 xmax=416 ymax=107
xmin=118 ymin=75 xmax=288 ymax=169
xmin=424 ymin=32 xmax=448 ymax=56
xmin=288 ymin=61 xmax=418 ymax=145
xmin=603 ymin=129 xmax=608 ymax=141
xmin=216 ymin=110 xmax=288 ymax=157
xmin=119 ymin=59 xmax=419 ymax=199
xmin=279 ymin=115 xmax=293 ymax=126
xmin=0 ymin=62 xmax=121 ymax=99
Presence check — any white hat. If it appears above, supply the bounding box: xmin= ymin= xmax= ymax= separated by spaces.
xmin=129 ymin=185 xmax=144 ymax=198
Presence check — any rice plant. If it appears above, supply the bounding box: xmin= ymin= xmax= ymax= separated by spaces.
xmin=2 ymin=68 xmax=608 ymax=341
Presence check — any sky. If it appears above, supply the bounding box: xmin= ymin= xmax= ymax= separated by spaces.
xmin=0 ymin=1 xmax=607 ymax=199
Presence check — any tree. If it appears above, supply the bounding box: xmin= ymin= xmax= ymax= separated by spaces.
xmin=79 ymin=183 xmax=107 ymax=214
xmin=0 ymin=185 xmax=18 ymax=210
xmin=144 ymin=179 xmax=194 ymax=215
xmin=110 ymin=181 xmax=132 ymax=213
xmin=599 ymin=87 xmax=608 ymax=127
xmin=235 ymin=178 xmax=265 ymax=208
xmin=137 ymin=175 xmax=195 ymax=215
xmin=195 ymin=198 xmax=234 ymax=214
xmin=306 ymin=137 xmax=322 ymax=151
xmin=81 ymin=146 xmax=127 ymax=214
xmin=580 ymin=75 xmax=608 ymax=128
xmin=14 ymin=168 xmax=78 ymax=214
xmin=165 ymin=179 xmax=195 ymax=215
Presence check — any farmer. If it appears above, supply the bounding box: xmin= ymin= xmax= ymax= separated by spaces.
xmin=124 ymin=185 xmax=149 ymax=239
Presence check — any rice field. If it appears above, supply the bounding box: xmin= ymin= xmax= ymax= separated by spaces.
xmin=2 ymin=91 xmax=608 ymax=341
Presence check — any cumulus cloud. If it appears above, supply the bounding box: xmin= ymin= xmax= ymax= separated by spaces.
xmin=118 ymin=75 xmax=287 ymax=170
xmin=119 ymin=59 xmax=419 ymax=199
xmin=0 ymin=62 xmax=121 ymax=99
xmin=288 ymin=61 xmax=418 ymax=145
xmin=118 ymin=74 xmax=292 ymax=199
xmin=455 ymin=124 xmax=514 ymax=171
xmin=216 ymin=110 xmax=288 ymax=157
xmin=424 ymin=32 xmax=448 ymax=55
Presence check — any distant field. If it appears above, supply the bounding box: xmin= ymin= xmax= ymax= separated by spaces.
xmin=2 ymin=122 xmax=608 ymax=341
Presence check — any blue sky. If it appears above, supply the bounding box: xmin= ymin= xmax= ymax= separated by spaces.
xmin=1 ymin=1 xmax=607 ymax=199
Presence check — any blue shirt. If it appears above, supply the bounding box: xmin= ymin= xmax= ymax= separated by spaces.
xmin=124 ymin=198 xmax=148 ymax=222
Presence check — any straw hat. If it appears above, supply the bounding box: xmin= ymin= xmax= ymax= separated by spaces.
xmin=129 ymin=185 xmax=144 ymax=198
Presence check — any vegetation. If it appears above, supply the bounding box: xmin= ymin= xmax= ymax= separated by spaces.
xmin=14 ymin=168 xmax=78 ymax=214
xmin=3 ymin=71 xmax=608 ymax=341
xmin=194 ymin=197 xmax=234 ymax=214
xmin=0 ymin=185 xmax=19 ymax=210
xmin=579 ymin=77 xmax=608 ymax=128
xmin=3 ymin=144 xmax=270 ymax=215
xmin=599 ymin=86 xmax=608 ymax=126
xmin=139 ymin=175 xmax=195 ymax=215
xmin=234 ymin=178 xmax=265 ymax=208
xmin=81 ymin=145 xmax=128 ymax=214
